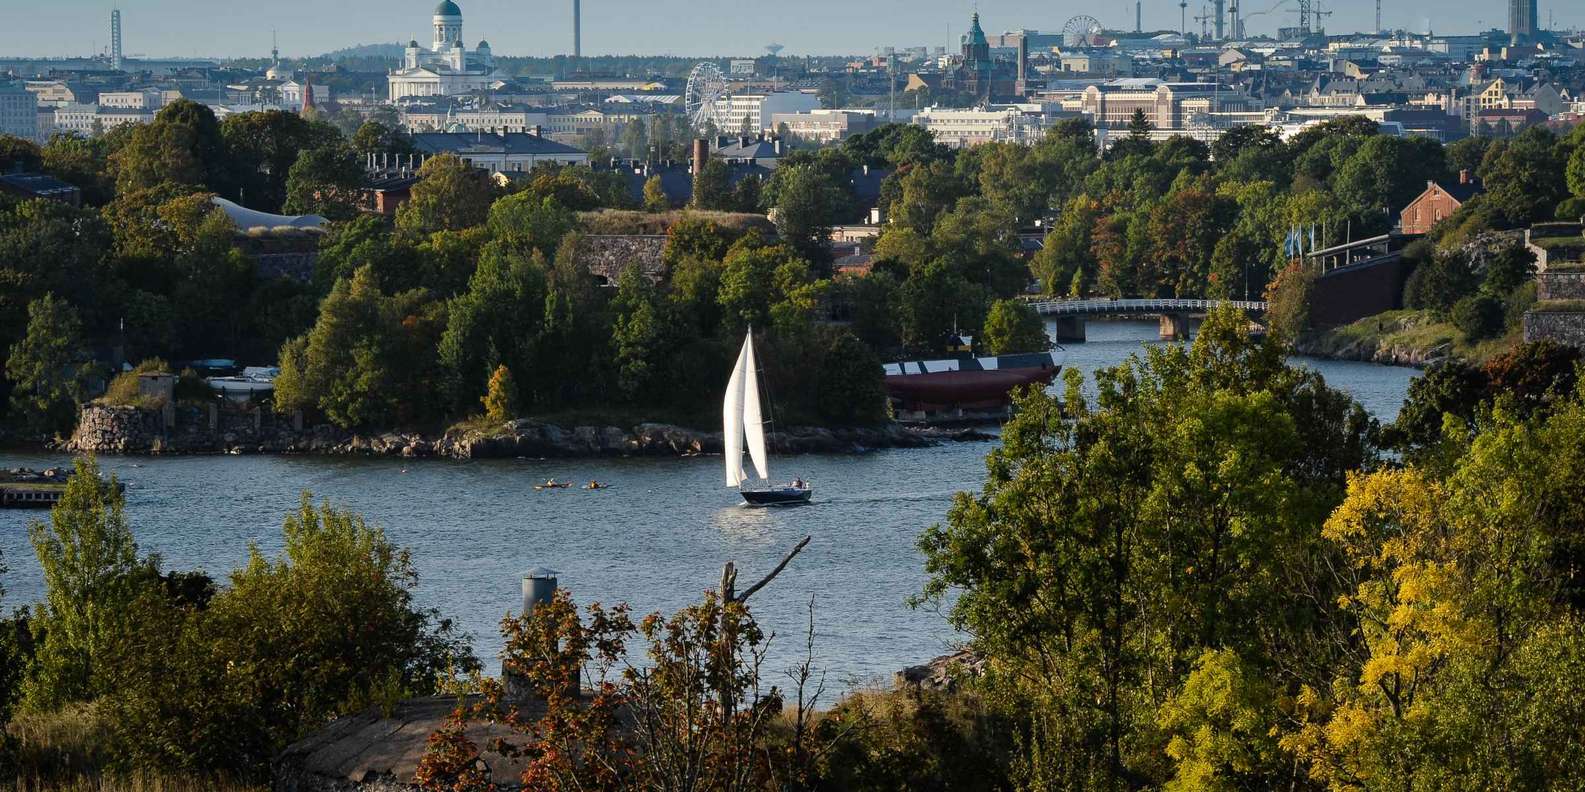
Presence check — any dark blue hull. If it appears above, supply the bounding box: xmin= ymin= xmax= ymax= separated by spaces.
xmin=741 ymin=487 xmax=813 ymax=506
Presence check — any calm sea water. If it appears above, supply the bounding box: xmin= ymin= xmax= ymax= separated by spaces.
xmin=0 ymin=321 xmax=1418 ymax=687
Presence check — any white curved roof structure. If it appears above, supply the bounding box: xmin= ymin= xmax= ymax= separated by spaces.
xmin=210 ymin=196 xmax=327 ymax=231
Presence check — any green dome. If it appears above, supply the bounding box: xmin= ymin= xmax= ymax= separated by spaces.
xmin=434 ymin=0 xmax=461 ymax=16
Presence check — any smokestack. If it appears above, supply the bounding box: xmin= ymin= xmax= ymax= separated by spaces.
xmin=573 ymin=0 xmax=581 ymax=62
xmin=691 ymin=137 xmax=708 ymax=177
xmin=1136 ymin=1 xmax=1142 ymax=32
xmin=1017 ymin=34 xmax=1028 ymax=87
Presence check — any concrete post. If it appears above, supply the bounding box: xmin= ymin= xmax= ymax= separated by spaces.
xmin=1159 ymin=313 xmax=1192 ymax=341
xmin=1053 ymin=316 xmax=1087 ymax=343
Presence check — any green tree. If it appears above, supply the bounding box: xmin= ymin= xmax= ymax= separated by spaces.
xmin=283 ymin=144 xmax=365 ymax=219
xmin=25 ymin=457 xmax=145 ymax=709
xmin=611 ymin=264 xmax=669 ymax=403
xmin=395 ymin=154 xmax=494 ymax=235
xmin=274 ymin=266 xmax=445 ymax=429
xmin=222 ymin=110 xmax=338 ymax=210
xmin=980 ymin=299 xmax=1050 ymax=355
xmin=110 ymin=100 xmax=231 ymax=196
xmin=0 ymin=135 xmax=42 ymax=172
xmin=6 ymin=295 xmax=93 ymax=435
xmin=692 ymin=158 xmax=732 ymax=211
xmin=812 ymin=329 xmax=888 ymax=425
xmin=769 ymin=163 xmax=839 ymax=271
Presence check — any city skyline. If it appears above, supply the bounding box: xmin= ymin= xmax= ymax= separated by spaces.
xmin=4 ymin=0 xmax=1583 ymax=61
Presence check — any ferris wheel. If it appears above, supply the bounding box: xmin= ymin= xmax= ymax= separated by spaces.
xmin=1062 ymin=15 xmax=1104 ymax=48
xmin=685 ymin=62 xmax=729 ymax=133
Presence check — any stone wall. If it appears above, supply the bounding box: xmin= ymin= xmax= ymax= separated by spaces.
xmin=574 ymin=235 xmax=667 ymax=285
xmin=1538 ymin=271 xmax=1585 ymax=301
xmin=1523 ymin=310 xmax=1585 ymax=349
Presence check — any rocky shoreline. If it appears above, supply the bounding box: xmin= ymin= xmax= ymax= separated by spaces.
xmin=1293 ymin=335 xmax=1448 ymax=368
xmin=63 ymin=404 xmax=995 ymax=459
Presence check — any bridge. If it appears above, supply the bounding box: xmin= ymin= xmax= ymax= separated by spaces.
xmin=1025 ymin=298 xmax=1268 ymax=342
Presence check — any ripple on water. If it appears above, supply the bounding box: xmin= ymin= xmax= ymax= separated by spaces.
xmin=0 ymin=321 xmax=1418 ymax=684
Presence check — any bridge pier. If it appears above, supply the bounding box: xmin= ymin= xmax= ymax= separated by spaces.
xmin=1159 ymin=313 xmax=1192 ymax=341
xmin=1052 ymin=315 xmax=1086 ymax=343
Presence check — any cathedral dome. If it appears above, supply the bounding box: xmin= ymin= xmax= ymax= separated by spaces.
xmin=434 ymin=0 xmax=461 ymax=16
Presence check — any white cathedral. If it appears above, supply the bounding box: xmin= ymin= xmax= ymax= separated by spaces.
xmin=386 ymin=0 xmax=498 ymax=101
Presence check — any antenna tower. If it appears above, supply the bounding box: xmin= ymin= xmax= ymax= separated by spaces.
xmin=110 ymin=8 xmax=123 ymax=71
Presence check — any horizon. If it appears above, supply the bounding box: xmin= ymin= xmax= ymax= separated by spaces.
xmin=2 ymin=0 xmax=1581 ymax=62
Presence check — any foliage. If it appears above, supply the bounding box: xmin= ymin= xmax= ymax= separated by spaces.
xmin=23 ymin=458 xmax=143 ymax=710
xmin=979 ymin=300 xmax=1050 ymax=355
xmin=918 ymin=307 xmax=1374 ymax=788
xmin=6 ymin=295 xmax=94 ymax=436
xmin=1450 ymin=293 xmax=1504 ymax=340
xmin=481 ymin=365 xmax=517 ymax=422
xmin=642 ymin=175 xmax=669 ymax=212
xmin=396 ymin=155 xmax=495 ymax=235
xmin=417 ymin=584 xmax=824 ymax=792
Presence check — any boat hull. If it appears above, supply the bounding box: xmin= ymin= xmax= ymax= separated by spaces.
xmin=740 ymin=487 xmax=813 ymax=507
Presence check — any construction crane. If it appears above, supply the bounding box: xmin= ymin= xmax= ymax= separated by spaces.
xmin=1239 ymin=0 xmax=1294 ymax=34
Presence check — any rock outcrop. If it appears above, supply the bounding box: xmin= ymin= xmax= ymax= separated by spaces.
xmin=67 ymin=405 xmax=975 ymax=459
xmin=895 ymin=650 xmax=986 ymax=692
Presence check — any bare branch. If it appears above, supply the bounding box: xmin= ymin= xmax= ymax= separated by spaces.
xmin=732 ymin=535 xmax=811 ymax=603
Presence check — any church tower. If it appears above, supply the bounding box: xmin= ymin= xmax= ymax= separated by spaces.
xmin=432 ymin=0 xmax=463 ymax=52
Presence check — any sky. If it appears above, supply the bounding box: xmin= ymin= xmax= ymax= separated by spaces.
xmin=2 ymin=0 xmax=1581 ymax=60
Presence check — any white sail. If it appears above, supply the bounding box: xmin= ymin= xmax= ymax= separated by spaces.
xmin=723 ymin=336 xmax=750 ymax=487
xmin=742 ymin=334 xmax=770 ymax=482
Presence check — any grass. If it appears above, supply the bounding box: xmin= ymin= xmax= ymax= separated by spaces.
xmin=1530 ymin=299 xmax=1585 ymax=313
xmin=1303 ymin=308 xmax=1523 ymax=366
xmin=577 ymin=209 xmax=776 ymax=237
xmin=8 ymin=706 xmax=264 ymax=792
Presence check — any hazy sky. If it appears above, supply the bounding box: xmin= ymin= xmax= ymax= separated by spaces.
xmin=4 ymin=0 xmax=1580 ymax=60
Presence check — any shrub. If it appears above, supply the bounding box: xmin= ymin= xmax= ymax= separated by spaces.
xmin=1555 ymin=196 xmax=1585 ymax=222
xmin=1451 ymin=293 xmax=1504 ymax=340
xmin=1405 ymin=252 xmax=1478 ymax=316
xmin=98 ymin=359 xmax=171 ymax=407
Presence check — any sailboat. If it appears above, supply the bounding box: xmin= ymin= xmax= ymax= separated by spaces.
xmin=723 ymin=330 xmax=812 ymax=507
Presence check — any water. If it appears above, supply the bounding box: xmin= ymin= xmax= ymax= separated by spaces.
xmin=0 ymin=321 xmax=1419 ymax=687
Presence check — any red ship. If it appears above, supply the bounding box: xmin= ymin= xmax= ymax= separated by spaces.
xmin=883 ymin=351 xmax=1061 ymax=423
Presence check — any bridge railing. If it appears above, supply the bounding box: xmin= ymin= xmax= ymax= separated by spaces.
xmin=1026 ymin=298 xmax=1267 ymax=316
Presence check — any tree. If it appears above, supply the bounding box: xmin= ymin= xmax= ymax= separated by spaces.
xmin=0 ymin=135 xmax=42 ymax=172
xmin=1569 ymin=145 xmax=1585 ymax=199
xmin=812 ymin=329 xmax=888 ymax=426
xmin=110 ymin=100 xmax=231 ymax=196
xmin=980 ymin=299 xmax=1050 ymax=355
xmin=610 ymin=264 xmax=669 ymax=403
xmin=1404 ymin=250 xmax=1478 ymax=316
xmin=25 ymin=457 xmax=146 ymax=709
xmin=273 ymin=266 xmax=446 ymax=429
xmin=770 ymin=163 xmax=839 ymax=271
xmin=6 ymin=295 xmax=93 ymax=435
xmin=283 ymin=143 xmax=364 ymax=219
xmin=222 ymin=110 xmax=338 ymax=210
xmin=351 ymin=120 xmax=413 ymax=156
xmin=395 ymin=154 xmax=495 ymax=235
xmin=692 ymin=158 xmax=732 ymax=211
xmin=1477 ymin=127 xmax=1567 ymax=227
xmin=437 ymin=245 xmax=548 ymax=413
xmin=486 ymin=192 xmax=575 ymax=259
xmin=919 ymin=307 xmax=1374 ymax=788
xmin=482 ymin=364 xmax=518 ymax=421
xmin=1451 ymin=293 xmax=1503 ymax=340
xmin=643 ymin=174 xmax=670 ymax=212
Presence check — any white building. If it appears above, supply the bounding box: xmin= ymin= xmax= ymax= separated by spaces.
xmin=912 ymin=104 xmax=1058 ymax=147
xmin=712 ymin=91 xmax=820 ymax=134
xmin=410 ymin=131 xmax=588 ymax=173
xmin=387 ymin=0 xmax=498 ymax=101
xmin=769 ymin=108 xmax=885 ymax=143
xmin=0 ymin=81 xmax=38 ymax=141
xmin=97 ymin=90 xmax=164 ymax=110
xmin=49 ymin=103 xmax=153 ymax=136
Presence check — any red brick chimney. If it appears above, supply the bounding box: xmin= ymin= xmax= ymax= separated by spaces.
xmin=691 ymin=138 xmax=708 ymax=177
xmin=1458 ymin=169 xmax=1470 ymax=185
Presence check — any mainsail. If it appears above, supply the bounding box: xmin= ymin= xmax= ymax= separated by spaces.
xmin=723 ymin=332 xmax=771 ymax=487
xmin=723 ymin=336 xmax=749 ymax=487
xmin=741 ymin=335 xmax=770 ymax=482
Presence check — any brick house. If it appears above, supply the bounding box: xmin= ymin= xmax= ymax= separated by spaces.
xmin=1399 ymin=170 xmax=1482 ymax=235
